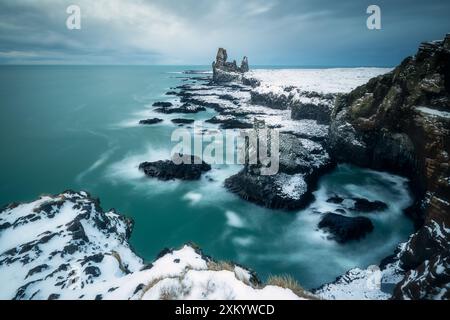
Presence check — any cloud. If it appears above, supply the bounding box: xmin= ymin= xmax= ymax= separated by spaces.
xmin=0 ymin=0 xmax=449 ymax=65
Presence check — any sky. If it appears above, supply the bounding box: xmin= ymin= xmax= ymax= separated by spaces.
xmin=0 ymin=0 xmax=449 ymax=66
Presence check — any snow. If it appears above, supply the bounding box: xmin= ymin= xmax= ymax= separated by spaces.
xmin=315 ymin=262 xmax=403 ymax=300
xmin=0 ymin=192 xmax=307 ymax=300
xmin=275 ymin=173 xmax=307 ymax=200
xmin=416 ymin=106 xmax=450 ymax=119
xmin=246 ymin=68 xmax=392 ymax=94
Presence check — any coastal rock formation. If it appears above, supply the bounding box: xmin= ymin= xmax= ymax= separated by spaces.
xmin=139 ymin=118 xmax=163 ymax=125
xmin=250 ymin=88 xmax=335 ymax=124
xmin=224 ymin=128 xmax=332 ymax=210
xmin=205 ymin=115 xmax=253 ymax=129
xmin=139 ymin=154 xmax=211 ymax=181
xmin=290 ymin=91 xmax=336 ymax=124
xmin=171 ymin=118 xmax=195 ymax=124
xmin=154 ymin=103 xmax=206 ymax=114
xmin=212 ymin=48 xmax=249 ymax=83
xmin=0 ymin=191 xmax=310 ymax=300
xmin=318 ymin=213 xmax=374 ymax=244
xmin=351 ymin=198 xmax=388 ymax=213
xmin=327 ymin=34 xmax=450 ymax=299
xmin=152 ymin=101 xmax=173 ymax=108
xmin=391 ymin=219 xmax=450 ymax=299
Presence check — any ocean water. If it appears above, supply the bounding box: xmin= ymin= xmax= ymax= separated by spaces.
xmin=0 ymin=65 xmax=414 ymax=289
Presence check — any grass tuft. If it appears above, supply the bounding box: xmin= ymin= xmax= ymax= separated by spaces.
xmin=266 ymin=274 xmax=318 ymax=299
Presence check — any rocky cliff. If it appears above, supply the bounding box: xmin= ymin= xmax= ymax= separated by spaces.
xmin=212 ymin=48 xmax=249 ymax=83
xmin=0 ymin=191 xmax=310 ymax=300
xmin=328 ymin=34 xmax=450 ymax=299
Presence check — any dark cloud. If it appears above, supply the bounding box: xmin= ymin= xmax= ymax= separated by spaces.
xmin=0 ymin=0 xmax=449 ymax=65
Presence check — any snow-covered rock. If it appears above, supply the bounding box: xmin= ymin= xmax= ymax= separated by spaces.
xmin=0 ymin=191 xmax=308 ymax=300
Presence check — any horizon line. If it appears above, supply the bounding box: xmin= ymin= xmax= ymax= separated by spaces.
xmin=0 ymin=64 xmax=395 ymax=68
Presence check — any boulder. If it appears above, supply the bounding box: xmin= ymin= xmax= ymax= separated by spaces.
xmin=318 ymin=213 xmax=374 ymax=243
xmin=171 ymin=118 xmax=195 ymax=124
xmin=351 ymin=198 xmax=388 ymax=212
xmin=139 ymin=154 xmax=211 ymax=181
xmin=139 ymin=118 xmax=163 ymax=125
xmin=152 ymin=102 xmax=173 ymax=108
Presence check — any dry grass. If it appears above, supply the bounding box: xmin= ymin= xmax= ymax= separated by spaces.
xmin=140 ymin=277 xmax=165 ymax=299
xmin=207 ymin=260 xmax=235 ymax=272
xmin=110 ymin=250 xmax=128 ymax=274
xmin=266 ymin=274 xmax=318 ymax=299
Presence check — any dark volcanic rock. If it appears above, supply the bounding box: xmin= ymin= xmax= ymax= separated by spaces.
xmin=250 ymin=90 xmax=290 ymax=110
xmin=152 ymin=102 xmax=173 ymax=108
xmin=139 ymin=118 xmax=163 ymax=125
xmin=212 ymin=48 xmax=249 ymax=83
xmin=171 ymin=118 xmax=195 ymax=124
xmin=393 ymin=252 xmax=450 ymax=300
xmin=224 ymin=169 xmax=313 ymax=210
xmin=205 ymin=116 xmax=253 ymax=129
xmin=318 ymin=213 xmax=374 ymax=243
xmin=327 ymin=195 xmax=344 ymax=204
xmin=139 ymin=154 xmax=211 ymax=181
xmin=155 ymin=103 xmax=206 ymax=114
xmin=327 ymin=34 xmax=450 ymax=299
xmin=392 ymin=220 xmax=450 ymax=299
xmin=290 ymin=91 xmax=335 ymax=124
xmin=328 ymin=35 xmax=450 ymax=220
xmin=351 ymin=198 xmax=388 ymax=212
xmin=224 ymin=128 xmax=332 ymax=210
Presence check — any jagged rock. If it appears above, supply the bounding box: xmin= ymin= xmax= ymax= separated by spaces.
xmin=152 ymin=102 xmax=173 ymax=108
xmin=171 ymin=118 xmax=195 ymax=124
xmin=205 ymin=115 xmax=253 ymax=129
xmin=327 ymin=195 xmax=344 ymax=204
xmin=139 ymin=118 xmax=163 ymax=125
xmin=154 ymin=103 xmax=206 ymax=114
xmin=393 ymin=252 xmax=450 ymax=300
xmin=242 ymin=76 xmax=261 ymax=87
xmin=212 ymin=48 xmax=249 ymax=83
xmin=250 ymin=90 xmax=291 ymax=110
xmin=351 ymin=198 xmax=388 ymax=212
xmin=240 ymin=56 xmax=249 ymax=73
xmin=139 ymin=154 xmax=211 ymax=181
xmin=327 ymin=34 xmax=450 ymax=299
xmin=0 ymin=192 xmax=306 ymax=300
xmin=224 ymin=128 xmax=332 ymax=210
xmin=290 ymin=91 xmax=336 ymax=124
xmin=399 ymin=220 xmax=450 ymax=271
xmin=318 ymin=213 xmax=374 ymax=243
xmin=224 ymin=169 xmax=313 ymax=210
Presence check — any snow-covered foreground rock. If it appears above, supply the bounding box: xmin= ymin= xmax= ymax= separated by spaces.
xmin=0 ymin=191 xmax=307 ymax=300
xmin=315 ymin=219 xmax=450 ymax=300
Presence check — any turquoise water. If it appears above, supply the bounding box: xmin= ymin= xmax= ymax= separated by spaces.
xmin=0 ymin=66 xmax=414 ymax=289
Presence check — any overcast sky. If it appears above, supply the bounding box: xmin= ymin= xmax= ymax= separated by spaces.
xmin=0 ymin=0 xmax=449 ymax=66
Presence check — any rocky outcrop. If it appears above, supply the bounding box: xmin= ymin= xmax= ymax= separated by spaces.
xmin=0 ymin=191 xmax=309 ymax=300
xmin=351 ymin=198 xmax=388 ymax=212
xmin=139 ymin=154 xmax=211 ymax=181
xmin=290 ymin=91 xmax=336 ymax=124
xmin=250 ymin=90 xmax=291 ymax=110
xmin=205 ymin=115 xmax=253 ymax=129
xmin=327 ymin=34 xmax=450 ymax=299
xmin=152 ymin=101 xmax=173 ymax=108
xmin=171 ymin=118 xmax=195 ymax=124
xmin=154 ymin=103 xmax=206 ymax=114
xmin=139 ymin=118 xmax=163 ymax=125
xmin=318 ymin=213 xmax=374 ymax=244
xmin=212 ymin=48 xmax=249 ymax=83
xmin=224 ymin=128 xmax=332 ymax=210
